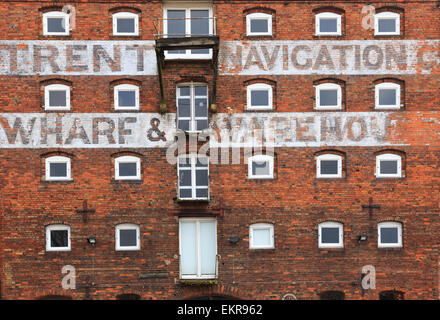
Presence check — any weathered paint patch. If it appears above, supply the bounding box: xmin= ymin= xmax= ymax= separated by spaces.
xmin=0 ymin=112 xmax=407 ymax=148
xmin=210 ymin=112 xmax=399 ymax=148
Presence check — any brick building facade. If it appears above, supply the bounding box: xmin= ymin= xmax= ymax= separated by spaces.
xmin=1 ymin=0 xmax=440 ymax=300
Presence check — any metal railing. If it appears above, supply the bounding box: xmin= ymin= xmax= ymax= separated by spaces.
xmin=153 ymin=17 xmax=217 ymax=39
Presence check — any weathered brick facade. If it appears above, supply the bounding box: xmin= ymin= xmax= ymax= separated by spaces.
xmin=1 ymin=0 xmax=440 ymax=300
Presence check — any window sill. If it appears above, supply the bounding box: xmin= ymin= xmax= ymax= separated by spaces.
xmin=318 ymin=247 xmax=344 ymax=251
xmin=374 ymin=34 xmax=403 ymax=38
xmin=314 ymin=108 xmax=343 ymax=112
xmin=44 ymin=108 xmax=71 ymax=112
xmin=245 ymin=35 xmax=274 ymax=40
xmin=110 ymin=35 xmax=141 ymax=39
xmin=39 ymin=35 xmax=72 ymax=40
xmin=374 ymin=106 xmax=401 ymax=110
xmin=45 ymin=249 xmax=71 ymax=253
xmin=177 ymin=279 xmax=218 ymax=286
xmin=42 ymin=179 xmax=74 ymax=183
xmin=374 ymin=176 xmax=404 ymax=180
xmin=176 ymin=198 xmax=210 ymax=204
xmin=111 ymin=179 xmax=143 ymax=184
xmin=249 ymin=248 xmax=275 ymax=253
xmin=113 ymin=109 xmax=140 ymax=112
xmin=377 ymin=247 xmax=404 ymax=254
xmin=313 ymin=35 xmax=344 ymax=40
xmin=247 ymin=176 xmax=274 ymax=180
xmin=314 ymin=34 xmax=342 ymax=37
xmin=245 ymin=108 xmax=274 ymax=112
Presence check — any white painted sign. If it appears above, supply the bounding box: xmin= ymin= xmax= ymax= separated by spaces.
xmin=219 ymin=40 xmax=440 ymax=75
xmin=0 ymin=41 xmax=156 ymax=75
xmin=0 ymin=113 xmax=175 ymax=148
xmin=210 ymin=112 xmax=397 ymax=148
xmin=0 ymin=112 xmax=402 ymax=148
xmin=0 ymin=40 xmax=439 ymax=75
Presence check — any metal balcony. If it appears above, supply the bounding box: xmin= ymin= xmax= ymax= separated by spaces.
xmin=153 ymin=17 xmax=220 ymax=114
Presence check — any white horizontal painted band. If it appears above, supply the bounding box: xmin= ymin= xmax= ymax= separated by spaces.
xmin=0 ymin=112 xmax=404 ymax=148
xmin=0 ymin=40 xmax=438 ymax=75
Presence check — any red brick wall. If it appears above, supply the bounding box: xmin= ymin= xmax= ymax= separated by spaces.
xmin=1 ymin=0 xmax=440 ymax=300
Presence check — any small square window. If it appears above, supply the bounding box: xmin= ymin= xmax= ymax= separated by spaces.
xmin=46 ymin=225 xmax=71 ymax=251
xmin=317 ymin=154 xmax=342 ymax=178
xmin=378 ymin=19 xmax=397 ymax=33
xmin=375 ymin=83 xmax=400 ymax=109
xmin=45 ymin=84 xmax=70 ymax=110
xmin=319 ymin=19 xmax=338 ymax=33
xmin=319 ymin=222 xmax=343 ymax=248
xmin=115 ymin=156 xmax=141 ymax=180
xmin=248 ymin=155 xmax=274 ymax=179
xmin=50 ymin=163 xmax=67 ymax=177
xmin=379 ymin=89 xmax=397 ymax=106
xmin=43 ymin=12 xmax=69 ymax=36
xmin=376 ymin=154 xmax=402 ymax=178
xmin=378 ymin=222 xmax=402 ymax=248
xmin=113 ymin=12 xmax=139 ymax=36
xmin=375 ymin=12 xmax=400 ymax=36
xmin=246 ymin=13 xmax=272 ymax=36
xmin=376 ymin=153 xmax=402 ymax=178
xmin=45 ymin=156 xmax=71 ymax=181
xmin=114 ymin=84 xmax=139 ymax=110
xmin=315 ymin=83 xmax=342 ymax=110
xmin=247 ymin=83 xmax=273 ymax=110
xmin=315 ymin=12 xmax=341 ymax=36
xmin=250 ymin=223 xmax=274 ymax=249
xmin=116 ymin=224 xmax=140 ymax=251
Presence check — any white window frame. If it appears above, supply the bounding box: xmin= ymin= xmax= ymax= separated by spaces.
xmin=249 ymin=223 xmax=274 ymax=249
xmin=318 ymin=221 xmax=344 ymax=248
xmin=178 ymin=155 xmax=209 ymax=201
xmin=114 ymin=84 xmax=140 ymax=110
xmin=163 ymin=4 xmax=213 ymax=60
xmin=112 ymin=12 xmax=139 ymax=36
xmin=177 ymin=83 xmax=209 ymax=133
xmin=246 ymin=12 xmax=272 ymax=36
xmin=317 ymin=154 xmax=342 ymax=178
xmin=115 ymin=156 xmax=141 ymax=180
xmin=374 ymin=12 xmax=400 ymax=36
xmin=375 ymin=82 xmax=401 ymax=109
xmin=315 ymin=83 xmax=342 ymax=110
xmin=115 ymin=223 xmax=140 ymax=251
xmin=315 ymin=12 xmax=341 ymax=36
xmin=45 ymin=156 xmax=72 ymax=181
xmin=248 ymin=154 xmax=274 ymax=179
xmin=43 ymin=11 xmax=69 ymax=36
xmin=378 ymin=221 xmax=402 ymax=248
xmin=246 ymin=83 xmax=273 ymax=110
xmin=44 ymin=84 xmax=70 ymax=111
xmin=46 ymin=224 xmax=71 ymax=251
xmin=179 ymin=218 xmax=217 ymax=279
xmin=375 ymin=153 xmax=402 ymax=178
